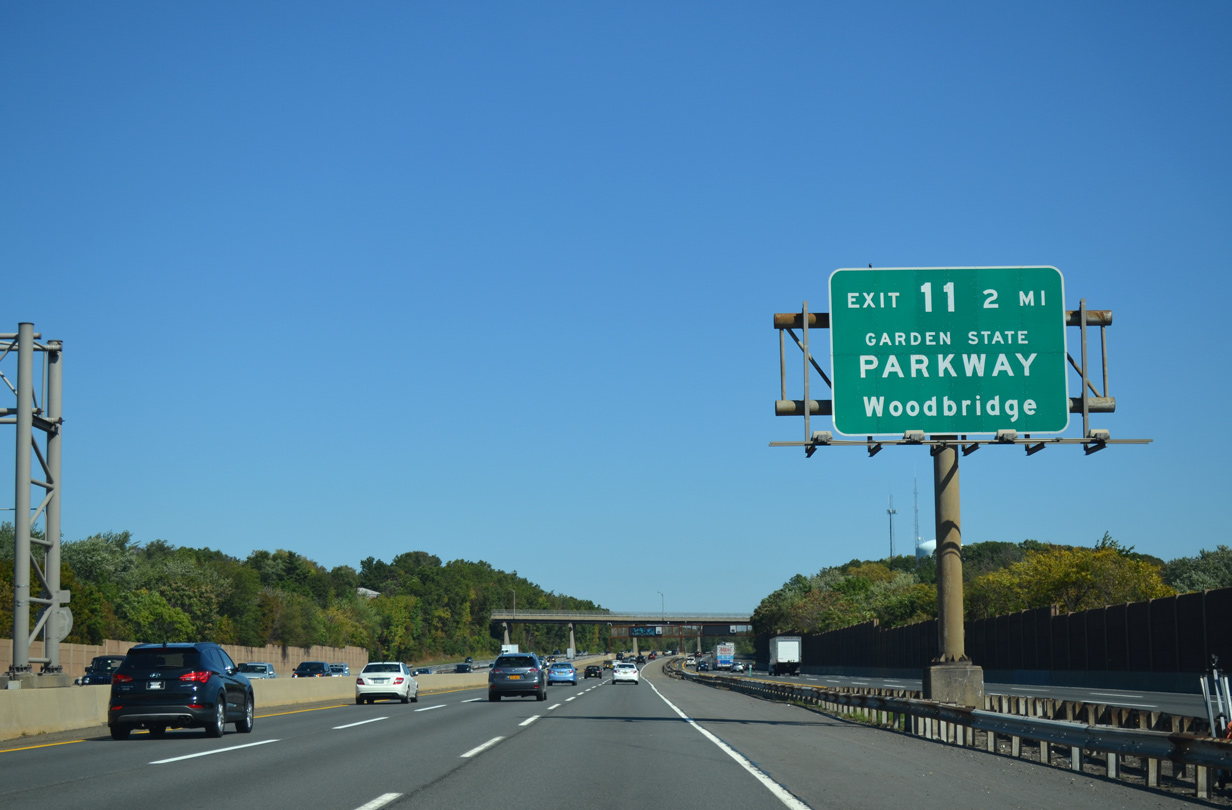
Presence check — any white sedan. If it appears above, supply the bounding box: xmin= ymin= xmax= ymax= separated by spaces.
xmin=612 ymin=662 xmax=640 ymax=685
xmin=356 ymin=662 xmax=418 ymax=704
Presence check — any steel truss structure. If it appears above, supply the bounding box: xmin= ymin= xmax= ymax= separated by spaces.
xmin=1 ymin=323 xmax=68 ymax=677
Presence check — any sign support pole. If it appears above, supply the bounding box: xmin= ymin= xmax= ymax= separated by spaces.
xmin=924 ymin=437 xmax=983 ymax=705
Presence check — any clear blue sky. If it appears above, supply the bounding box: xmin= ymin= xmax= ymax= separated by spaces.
xmin=3 ymin=3 xmax=1229 ymax=614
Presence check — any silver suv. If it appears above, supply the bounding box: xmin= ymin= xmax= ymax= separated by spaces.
xmin=488 ymin=653 xmax=547 ymax=701
xmin=238 ymin=662 xmax=277 ymax=679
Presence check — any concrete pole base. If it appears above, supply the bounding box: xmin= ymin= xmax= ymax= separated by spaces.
xmin=923 ymin=663 xmax=984 ymax=707
xmin=2 ymin=672 xmax=74 ymax=689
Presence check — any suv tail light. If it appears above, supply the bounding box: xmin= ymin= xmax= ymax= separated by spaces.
xmin=112 ymin=673 xmax=133 ymax=684
xmin=179 ymin=671 xmax=212 ymax=683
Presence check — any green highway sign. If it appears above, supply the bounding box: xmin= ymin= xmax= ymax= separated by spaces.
xmin=828 ymin=267 xmax=1068 ymax=436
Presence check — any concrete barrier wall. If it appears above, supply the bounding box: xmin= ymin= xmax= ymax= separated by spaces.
xmin=1 ymin=655 xmax=606 ymax=742
xmin=0 ymin=671 xmax=493 ymax=742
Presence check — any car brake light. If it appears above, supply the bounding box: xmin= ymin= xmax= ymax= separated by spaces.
xmin=112 ymin=673 xmax=133 ymax=684
xmin=180 ymin=671 xmax=212 ymax=683
xmin=393 ymin=677 xmax=404 ymax=684
xmin=356 ymin=678 xmax=365 ymax=685
xmin=187 ymin=703 xmax=205 ymax=709
xmin=490 ymin=668 xmax=501 ymax=674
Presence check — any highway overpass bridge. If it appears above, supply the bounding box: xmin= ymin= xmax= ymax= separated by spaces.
xmin=489 ymin=609 xmax=753 ymax=655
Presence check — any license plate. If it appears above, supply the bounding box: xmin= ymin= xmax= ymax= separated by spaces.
xmin=147 ymin=681 xmax=164 ymax=690
xmin=372 ymin=678 xmax=388 ymax=684
xmin=508 ymin=674 xmax=521 ymax=680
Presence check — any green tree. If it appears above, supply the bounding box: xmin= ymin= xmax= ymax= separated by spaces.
xmin=1163 ymin=546 xmax=1232 ymax=593
xmin=965 ymin=538 xmax=1174 ymax=619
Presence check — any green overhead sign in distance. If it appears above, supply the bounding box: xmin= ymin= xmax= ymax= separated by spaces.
xmin=828 ymin=267 xmax=1068 ymax=436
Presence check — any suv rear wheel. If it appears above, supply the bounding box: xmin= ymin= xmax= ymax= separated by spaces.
xmin=205 ymin=697 xmax=226 ymax=738
xmin=236 ymin=695 xmax=254 ymax=733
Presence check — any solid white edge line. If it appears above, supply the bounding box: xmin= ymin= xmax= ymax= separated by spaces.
xmin=461 ymin=736 xmax=504 ymax=758
xmin=646 ymin=681 xmax=812 ymax=810
xmin=150 ymin=739 xmax=278 ymax=765
xmin=520 ymin=715 xmax=540 ymax=727
xmin=415 ymin=704 xmax=446 ymax=712
xmin=353 ymin=793 xmax=402 ymax=810
xmin=334 ymin=717 xmax=388 ymax=729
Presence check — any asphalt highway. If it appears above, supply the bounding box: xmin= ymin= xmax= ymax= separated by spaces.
xmin=0 ymin=661 xmax=1198 ymax=810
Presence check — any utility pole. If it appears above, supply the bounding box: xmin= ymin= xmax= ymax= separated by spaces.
xmin=886 ymin=495 xmax=897 ymax=560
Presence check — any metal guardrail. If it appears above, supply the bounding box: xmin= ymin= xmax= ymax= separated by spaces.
xmin=667 ymin=661 xmax=1232 ymax=800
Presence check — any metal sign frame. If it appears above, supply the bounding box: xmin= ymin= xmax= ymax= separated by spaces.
xmin=772 ymin=297 xmax=1148 ymax=457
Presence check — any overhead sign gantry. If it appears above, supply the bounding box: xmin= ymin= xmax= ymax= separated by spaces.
xmin=772 ymin=267 xmax=1150 ymax=707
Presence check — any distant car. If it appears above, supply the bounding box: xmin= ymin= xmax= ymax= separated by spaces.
xmin=329 ymin=663 xmax=350 ymax=677
xmin=635 ymin=654 xmax=646 ymax=664
xmin=489 ymin=652 xmax=547 ymax=701
xmin=238 ymin=662 xmax=277 ymax=679
xmin=77 ymin=655 xmax=127 ymax=686
xmin=355 ymin=662 xmax=418 ymax=704
xmin=685 ymin=656 xmax=696 ymax=666
xmin=456 ymin=663 xmax=474 ymax=673
xmin=603 ymin=660 xmax=614 ymax=670
xmin=584 ymin=665 xmax=602 ymax=679
xmin=107 ymin=642 xmax=253 ymax=740
xmin=464 ymin=656 xmax=474 ymax=664
xmin=612 ymin=662 xmax=640 ymax=685
xmin=412 ymin=667 xmax=433 ymax=676
xmin=731 ymin=662 xmax=745 ymax=673
xmin=547 ymin=663 xmax=577 ymax=686
xmin=697 ymin=660 xmax=710 ymax=672
xmin=292 ymin=661 xmax=331 ymax=678
xmin=648 ymin=652 xmax=657 ymax=660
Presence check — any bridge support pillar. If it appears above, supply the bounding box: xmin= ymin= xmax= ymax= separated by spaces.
xmin=632 ymin=637 xmax=639 ymax=656
xmin=568 ymin=623 xmax=576 ymax=657
xmin=502 ymin=622 xmax=510 ymax=646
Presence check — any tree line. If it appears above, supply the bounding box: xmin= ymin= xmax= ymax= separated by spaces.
xmin=752 ymin=533 xmax=1232 ymax=636
xmin=0 ymin=524 xmax=610 ymax=663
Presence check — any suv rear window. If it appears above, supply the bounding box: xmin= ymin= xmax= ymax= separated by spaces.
xmin=495 ymin=656 xmax=537 ymax=669
xmin=119 ymin=649 xmax=201 ymax=671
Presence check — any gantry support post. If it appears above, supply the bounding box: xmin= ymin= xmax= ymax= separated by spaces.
xmin=923 ymin=439 xmax=983 ymax=706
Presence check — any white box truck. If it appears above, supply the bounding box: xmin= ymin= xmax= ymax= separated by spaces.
xmin=769 ymin=635 xmax=801 ymax=676
xmin=715 ymin=643 xmax=735 ymax=670
xmin=500 ymin=644 xmax=519 ymax=655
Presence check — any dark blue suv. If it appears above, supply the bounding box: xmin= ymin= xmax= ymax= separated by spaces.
xmin=108 ymin=642 xmax=254 ymax=740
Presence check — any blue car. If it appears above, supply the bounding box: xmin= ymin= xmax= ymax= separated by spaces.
xmin=547 ymin=662 xmax=577 ymax=686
